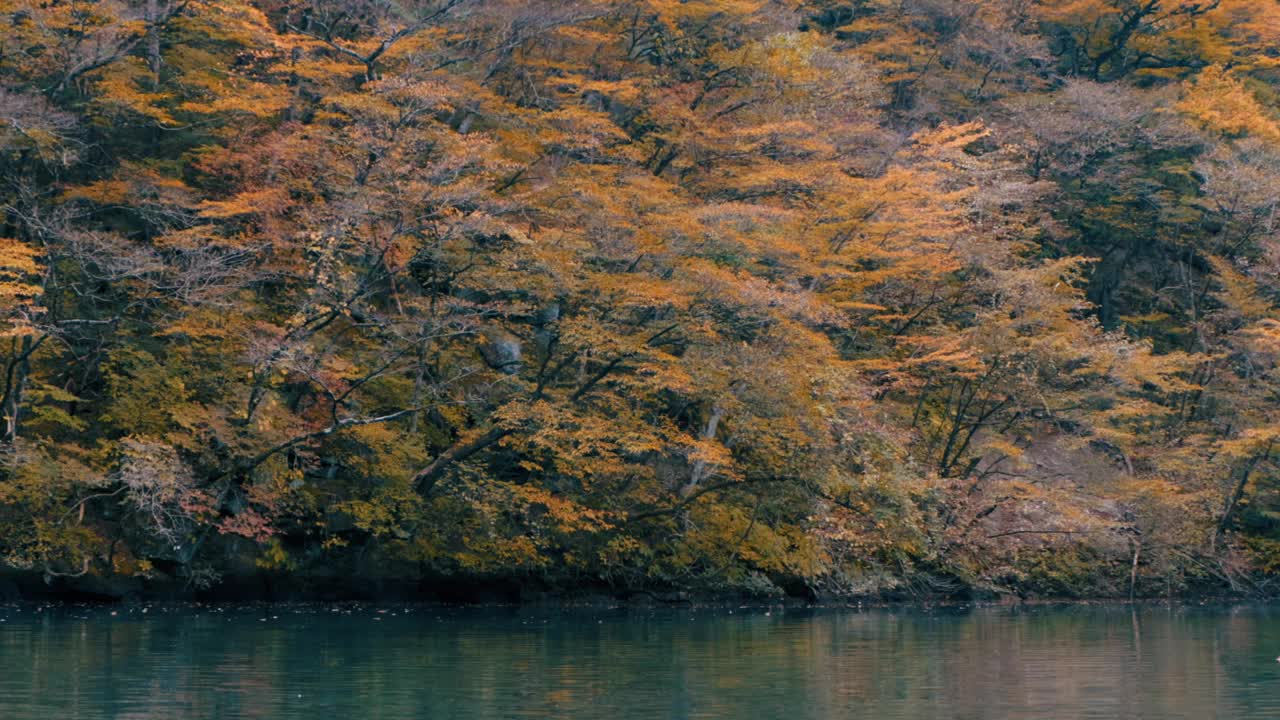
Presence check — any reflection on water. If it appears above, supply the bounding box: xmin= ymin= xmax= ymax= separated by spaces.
xmin=1 ymin=602 xmax=1278 ymax=719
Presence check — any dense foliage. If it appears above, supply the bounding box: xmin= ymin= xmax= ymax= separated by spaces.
xmin=1 ymin=0 xmax=1278 ymax=600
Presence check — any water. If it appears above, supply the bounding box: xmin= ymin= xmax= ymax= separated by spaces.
xmin=2 ymin=603 xmax=1278 ymax=719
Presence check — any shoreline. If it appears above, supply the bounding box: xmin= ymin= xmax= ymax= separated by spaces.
xmin=2 ymin=573 xmax=1263 ymax=608
xmin=0 ymin=598 xmax=1271 ymax=616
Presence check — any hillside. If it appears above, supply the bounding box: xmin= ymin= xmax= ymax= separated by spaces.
xmin=1 ymin=0 xmax=1279 ymax=600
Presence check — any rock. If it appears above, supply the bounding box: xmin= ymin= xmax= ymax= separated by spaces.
xmin=479 ymin=328 xmax=522 ymax=374
xmin=535 ymin=302 xmax=560 ymax=326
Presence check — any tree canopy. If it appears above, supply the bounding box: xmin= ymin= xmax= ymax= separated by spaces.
xmin=2 ymin=0 xmax=1279 ymax=600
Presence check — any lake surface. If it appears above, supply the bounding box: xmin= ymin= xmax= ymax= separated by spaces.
xmin=2 ymin=602 xmax=1279 ymax=719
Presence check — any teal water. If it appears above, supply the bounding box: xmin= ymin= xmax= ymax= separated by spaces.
xmin=2 ymin=603 xmax=1279 ymax=719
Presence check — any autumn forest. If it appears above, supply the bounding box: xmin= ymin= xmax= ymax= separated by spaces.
xmin=1 ymin=0 xmax=1279 ymax=601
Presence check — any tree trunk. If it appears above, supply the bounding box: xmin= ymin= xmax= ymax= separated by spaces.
xmin=1129 ymin=536 xmax=1141 ymax=602
xmin=682 ymin=405 xmax=724 ymax=496
xmin=146 ymin=0 xmax=163 ymax=90
xmin=1 ymin=335 xmax=35 ymax=446
xmin=412 ymin=426 xmax=511 ymax=495
xmin=1216 ymin=448 xmax=1270 ymax=548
